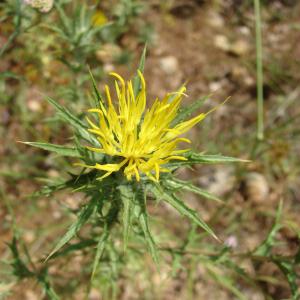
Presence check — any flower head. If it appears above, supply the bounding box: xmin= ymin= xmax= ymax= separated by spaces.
xmin=79 ymin=71 xmax=208 ymax=182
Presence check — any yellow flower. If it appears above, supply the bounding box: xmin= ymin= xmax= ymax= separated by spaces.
xmin=78 ymin=71 xmax=208 ymax=182
xmin=92 ymin=10 xmax=108 ymax=27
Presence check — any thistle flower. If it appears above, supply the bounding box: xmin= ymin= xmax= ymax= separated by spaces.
xmin=78 ymin=71 xmax=209 ymax=182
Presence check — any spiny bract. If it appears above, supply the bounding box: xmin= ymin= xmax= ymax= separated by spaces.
xmin=78 ymin=71 xmax=209 ymax=182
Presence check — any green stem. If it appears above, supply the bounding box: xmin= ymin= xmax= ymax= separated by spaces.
xmin=254 ymin=0 xmax=264 ymax=141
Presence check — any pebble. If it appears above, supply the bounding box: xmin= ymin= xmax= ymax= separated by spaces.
xmin=89 ymin=288 xmax=101 ymax=300
xmin=230 ymin=39 xmax=250 ymax=56
xmin=207 ymin=11 xmax=224 ymax=28
xmin=214 ymin=35 xmax=250 ymax=56
xmin=243 ymin=172 xmax=269 ymax=203
xmin=214 ymin=35 xmax=230 ymax=52
xmin=198 ymin=166 xmax=235 ymax=197
xmin=159 ymin=56 xmax=179 ymax=74
xmin=27 ymin=99 xmax=42 ymax=112
xmin=96 ymin=44 xmax=121 ymax=63
xmin=25 ymin=290 xmax=39 ymax=300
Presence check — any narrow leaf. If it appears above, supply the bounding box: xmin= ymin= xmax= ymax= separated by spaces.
xmin=151 ymin=185 xmax=219 ymax=241
xmin=164 ymin=178 xmax=223 ymax=203
xmin=88 ymin=67 xmax=104 ymax=108
xmin=135 ymin=184 xmax=159 ymax=265
xmin=133 ymin=45 xmax=147 ymax=97
xmin=254 ymin=200 xmax=283 ymax=256
xmin=91 ymin=228 xmax=109 ymax=279
xmin=119 ymin=185 xmax=133 ymax=251
xmin=186 ymin=152 xmax=250 ymax=164
xmin=172 ymin=95 xmax=209 ymax=126
xmin=45 ymin=96 xmax=98 ymax=145
xmin=21 ymin=142 xmax=81 ymax=157
xmin=207 ymin=265 xmax=247 ymax=300
xmin=168 ymin=152 xmax=249 ymax=169
xmin=139 ymin=211 xmax=159 ymax=266
xmin=46 ymin=198 xmax=97 ymax=261
xmin=50 ymin=239 xmax=96 ymax=260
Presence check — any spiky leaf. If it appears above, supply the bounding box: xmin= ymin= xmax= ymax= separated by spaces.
xmin=133 ymin=45 xmax=147 ymax=97
xmin=135 ymin=185 xmax=159 ymax=265
xmin=119 ymin=184 xmax=133 ymax=251
xmin=151 ymin=184 xmax=219 ymax=241
xmin=163 ymin=178 xmax=222 ymax=203
xmin=46 ymin=197 xmax=97 ymax=261
xmin=172 ymin=95 xmax=209 ymax=126
xmin=21 ymin=142 xmax=81 ymax=158
xmin=91 ymin=228 xmax=109 ymax=279
xmin=45 ymin=96 xmax=98 ymax=145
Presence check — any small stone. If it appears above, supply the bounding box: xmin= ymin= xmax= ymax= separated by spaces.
xmin=103 ymin=63 xmax=114 ymax=73
xmin=52 ymin=210 xmax=62 ymax=219
xmin=24 ymin=230 xmax=35 ymax=243
xmin=96 ymin=44 xmax=121 ymax=63
xmin=198 ymin=166 xmax=235 ymax=197
xmin=89 ymin=288 xmax=101 ymax=300
xmin=209 ymin=81 xmax=223 ymax=92
xmin=214 ymin=35 xmax=230 ymax=52
xmin=25 ymin=290 xmax=39 ymax=300
xmin=159 ymin=56 xmax=179 ymax=74
xmin=27 ymin=99 xmax=42 ymax=112
xmin=243 ymin=172 xmax=269 ymax=203
xmin=47 ymin=169 xmax=60 ymax=178
xmin=207 ymin=11 xmax=224 ymax=28
xmin=230 ymin=39 xmax=250 ymax=56
xmin=238 ymin=26 xmax=251 ymax=36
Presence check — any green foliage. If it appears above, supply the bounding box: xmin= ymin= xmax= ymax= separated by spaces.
xmin=100 ymin=0 xmax=144 ymax=43
xmin=49 ymin=2 xmax=109 ymax=70
xmin=150 ymin=183 xmax=219 ymax=241
xmin=21 ymin=142 xmax=81 ymax=157
xmin=119 ymin=184 xmax=134 ymax=251
xmin=6 ymin=237 xmax=60 ymax=300
xmin=162 ymin=177 xmax=223 ymax=203
xmin=46 ymin=196 xmax=98 ymax=261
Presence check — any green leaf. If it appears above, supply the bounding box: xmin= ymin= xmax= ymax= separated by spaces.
xmin=8 ymin=237 xmax=34 ymax=279
xmin=135 ymin=185 xmax=159 ymax=265
xmin=133 ymin=45 xmax=147 ymax=97
xmin=38 ymin=272 xmax=60 ymax=300
xmin=91 ymin=228 xmax=109 ymax=279
xmin=254 ymin=200 xmax=283 ymax=256
xmin=54 ymin=2 xmax=71 ymax=34
xmin=138 ymin=211 xmax=159 ymax=266
xmin=168 ymin=152 xmax=249 ymax=169
xmin=50 ymin=239 xmax=96 ymax=260
xmin=88 ymin=67 xmax=104 ymax=109
xmin=151 ymin=184 xmax=219 ymax=241
xmin=21 ymin=142 xmax=81 ymax=158
xmin=45 ymin=96 xmax=98 ymax=145
xmin=164 ymin=178 xmax=223 ymax=203
xmin=186 ymin=152 xmax=249 ymax=164
xmin=272 ymin=258 xmax=300 ymax=300
xmin=172 ymin=95 xmax=209 ymax=126
xmin=207 ymin=265 xmax=247 ymax=300
xmin=46 ymin=197 xmax=97 ymax=261
xmin=119 ymin=185 xmax=133 ymax=251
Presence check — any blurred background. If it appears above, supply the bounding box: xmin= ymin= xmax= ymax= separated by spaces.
xmin=0 ymin=0 xmax=300 ymax=299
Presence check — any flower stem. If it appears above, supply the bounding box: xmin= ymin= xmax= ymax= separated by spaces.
xmin=254 ymin=0 xmax=264 ymax=141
